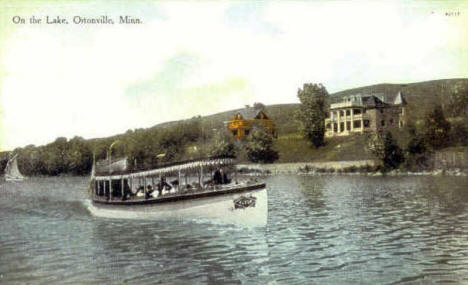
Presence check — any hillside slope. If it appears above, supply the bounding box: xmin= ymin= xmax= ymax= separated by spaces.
xmin=154 ymin=78 xmax=468 ymax=137
xmin=332 ymin=78 xmax=468 ymax=119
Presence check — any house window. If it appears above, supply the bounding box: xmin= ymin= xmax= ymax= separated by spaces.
xmin=245 ymin=130 xmax=250 ymax=135
xmin=340 ymin=110 xmax=344 ymax=117
xmin=326 ymin=123 xmax=331 ymax=129
xmin=346 ymin=110 xmax=350 ymax=116
xmin=353 ymin=109 xmax=361 ymax=115
xmin=333 ymin=123 xmax=338 ymax=132
xmin=340 ymin=122 xmax=344 ymax=132
xmin=364 ymin=120 xmax=370 ymax=128
xmin=353 ymin=120 xmax=361 ymax=128
xmin=381 ymin=120 xmax=385 ymax=127
xmin=346 ymin=121 xmax=351 ymax=131
xmin=232 ymin=130 xmax=238 ymax=136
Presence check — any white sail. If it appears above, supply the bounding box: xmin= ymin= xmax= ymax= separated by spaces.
xmin=5 ymin=154 xmax=25 ymax=181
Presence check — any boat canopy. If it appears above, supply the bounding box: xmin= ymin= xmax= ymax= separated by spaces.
xmin=95 ymin=157 xmax=128 ymax=176
xmin=93 ymin=157 xmax=234 ymax=181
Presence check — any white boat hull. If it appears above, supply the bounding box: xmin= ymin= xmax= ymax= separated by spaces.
xmin=5 ymin=176 xmax=25 ymax=182
xmin=87 ymin=188 xmax=268 ymax=227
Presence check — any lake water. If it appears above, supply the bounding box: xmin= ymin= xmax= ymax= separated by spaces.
xmin=1 ymin=175 xmax=468 ymax=284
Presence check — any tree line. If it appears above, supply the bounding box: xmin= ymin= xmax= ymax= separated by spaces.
xmin=0 ymin=117 xmax=279 ymax=176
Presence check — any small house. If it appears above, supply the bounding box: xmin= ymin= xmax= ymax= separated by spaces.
xmin=227 ymin=107 xmax=276 ymax=138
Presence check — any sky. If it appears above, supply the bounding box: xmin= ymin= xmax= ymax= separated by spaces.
xmin=1 ymin=0 xmax=467 ymax=151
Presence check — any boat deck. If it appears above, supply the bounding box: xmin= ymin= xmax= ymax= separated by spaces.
xmin=92 ymin=182 xmax=266 ymax=206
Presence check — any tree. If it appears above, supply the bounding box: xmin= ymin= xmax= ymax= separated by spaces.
xmin=253 ymin=102 xmax=265 ymax=110
xmin=295 ymin=83 xmax=329 ymax=148
xmin=210 ymin=132 xmax=237 ymax=157
xmin=367 ymin=132 xmax=404 ymax=171
xmin=245 ymin=127 xmax=279 ymax=163
xmin=423 ymin=104 xmax=451 ymax=150
xmin=446 ymin=81 xmax=468 ymax=118
xmin=68 ymin=136 xmax=92 ymax=175
xmin=405 ymin=134 xmax=430 ymax=171
xmin=382 ymin=132 xmax=404 ymax=170
xmin=367 ymin=133 xmax=385 ymax=161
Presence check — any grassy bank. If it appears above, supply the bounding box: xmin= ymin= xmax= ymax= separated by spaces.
xmin=273 ymin=133 xmax=373 ymax=163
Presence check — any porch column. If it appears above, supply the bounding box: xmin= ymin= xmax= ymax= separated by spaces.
xmin=178 ymin=169 xmax=182 ymax=191
xmin=350 ymin=109 xmax=354 ymax=131
xmin=109 ymin=178 xmax=113 ymax=200
xmin=337 ymin=111 xmax=341 ymax=133
xmin=235 ymin=167 xmax=238 ymax=184
xmin=200 ymin=164 xmax=204 ymax=188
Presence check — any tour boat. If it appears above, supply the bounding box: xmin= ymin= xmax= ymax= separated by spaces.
xmin=4 ymin=154 xmax=26 ymax=182
xmin=87 ymin=156 xmax=268 ymax=226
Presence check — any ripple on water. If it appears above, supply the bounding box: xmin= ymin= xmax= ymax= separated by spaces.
xmin=2 ymin=176 xmax=468 ymax=284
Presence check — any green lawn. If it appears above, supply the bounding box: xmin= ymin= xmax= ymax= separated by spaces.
xmin=273 ymin=133 xmax=374 ymax=163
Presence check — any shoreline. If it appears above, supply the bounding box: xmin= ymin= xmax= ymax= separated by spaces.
xmin=237 ymin=161 xmax=468 ymax=177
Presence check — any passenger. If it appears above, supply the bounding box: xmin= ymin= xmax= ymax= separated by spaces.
xmin=221 ymin=169 xmax=230 ymax=184
xmin=157 ymin=177 xmax=172 ymax=196
xmin=145 ymin=185 xmax=154 ymax=199
xmin=213 ymin=169 xmax=223 ymax=185
xmin=135 ymin=185 xmax=145 ymax=197
xmin=214 ymin=168 xmax=231 ymax=185
xmin=121 ymin=180 xmax=132 ymax=201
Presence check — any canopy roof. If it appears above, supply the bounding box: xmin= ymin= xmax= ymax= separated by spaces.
xmin=93 ymin=156 xmax=234 ymax=181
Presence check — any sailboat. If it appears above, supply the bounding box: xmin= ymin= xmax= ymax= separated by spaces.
xmin=4 ymin=154 xmax=26 ymax=182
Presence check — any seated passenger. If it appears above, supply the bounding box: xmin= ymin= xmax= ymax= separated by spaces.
xmin=157 ymin=177 xmax=172 ymax=196
xmin=145 ymin=185 xmax=154 ymax=199
xmin=213 ymin=169 xmax=223 ymax=185
xmin=214 ymin=168 xmax=231 ymax=185
xmin=135 ymin=185 xmax=145 ymax=197
xmin=121 ymin=180 xmax=133 ymax=201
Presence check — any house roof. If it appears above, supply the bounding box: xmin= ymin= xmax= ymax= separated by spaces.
xmin=335 ymin=91 xmax=406 ymax=107
xmin=235 ymin=107 xmax=267 ymax=119
xmin=392 ymin=91 xmax=407 ymax=105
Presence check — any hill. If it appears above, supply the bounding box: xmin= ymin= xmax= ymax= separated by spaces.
xmin=332 ymin=78 xmax=468 ymax=120
xmin=172 ymin=78 xmax=468 ymax=137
